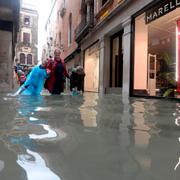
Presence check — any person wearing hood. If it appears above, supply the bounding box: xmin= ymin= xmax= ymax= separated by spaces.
xmin=15 ymin=60 xmax=50 ymax=95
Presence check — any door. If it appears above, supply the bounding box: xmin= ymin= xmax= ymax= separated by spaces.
xmin=147 ymin=54 xmax=157 ymax=96
xmin=110 ymin=31 xmax=123 ymax=88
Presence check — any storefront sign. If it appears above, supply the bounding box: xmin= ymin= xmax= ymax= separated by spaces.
xmin=145 ymin=0 xmax=180 ymax=24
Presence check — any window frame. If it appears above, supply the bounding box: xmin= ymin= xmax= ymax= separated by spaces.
xmin=27 ymin=54 xmax=33 ymax=65
xmin=23 ymin=32 xmax=31 ymax=46
xmin=20 ymin=53 xmax=26 ymax=64
xmin=24 ymin=16 xmax=30 ymax=26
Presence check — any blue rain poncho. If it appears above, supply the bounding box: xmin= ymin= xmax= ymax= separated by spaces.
xmin=17 ymin=65 xmax=48 ymax=95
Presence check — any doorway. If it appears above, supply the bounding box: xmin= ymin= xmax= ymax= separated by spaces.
xmin=110 ymin=30 xmax=124 ymax=88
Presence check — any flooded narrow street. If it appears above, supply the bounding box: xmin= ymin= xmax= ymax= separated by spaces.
xmin=0 ymin=93 xmax=180 ymax=180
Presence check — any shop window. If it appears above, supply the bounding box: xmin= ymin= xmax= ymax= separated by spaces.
xmin=24 ymin=16 xmax=30 ymax=26
xmin=23 ymin=32 xmax=30 ymax=46
xmin=20 ymin=53 xmax=25 ymax=64
xmin=27 ymin=54 xmax=32 ymax=65
xmin=84 ymin=42 xmax=100 ymax=92
xmin=133 ymin=8 xmax=180 ymax=99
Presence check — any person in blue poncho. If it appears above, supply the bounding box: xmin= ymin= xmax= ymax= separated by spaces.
xmin=15 ymin=60 xmax=50 ymax=95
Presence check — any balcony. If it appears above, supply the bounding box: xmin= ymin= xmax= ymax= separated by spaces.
xmin=95 ymin=0 xmax=114 ymax=20
xmin=75 ymin=14 xmax=94 ymax=43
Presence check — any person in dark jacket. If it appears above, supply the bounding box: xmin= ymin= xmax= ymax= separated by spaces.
xmin=76 ymin=66 xmax=85 ymax=93
xmin=70 ymin=68 xmax=78 ymax=92
xmin=45 ymin=49 xmax=69 ymax=94
xmin=70 ymin=66 xmax=85 ymax=94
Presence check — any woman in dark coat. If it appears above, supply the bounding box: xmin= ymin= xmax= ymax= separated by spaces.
xmin=70 ymin=68 xmax=78 ymax=92
xmin=70 ymin=66 xmax=85 ymax=94
xmin=76 ymin=66 xmax=85 ymax=93
xmin=45 ymin=49 xmax=69 ymax=94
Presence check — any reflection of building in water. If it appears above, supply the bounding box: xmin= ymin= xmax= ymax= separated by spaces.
xmin=79 ymin=94 xmax=98 ymax=127
xmin=17 ymin=149 xmax=60 ymax=180
xmin=79 ymin=109 xmax=97 ymax=127
xmin=130 ymin=100 xmax=152 ymax=173
xmin=132 ymin=101 xmax=151 ymax=147
xmin=0 ymin=95 xmax=62 ymax=180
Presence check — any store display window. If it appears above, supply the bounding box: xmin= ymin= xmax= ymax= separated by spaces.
xmin=133 ymin=6 xmax=180 ymax=98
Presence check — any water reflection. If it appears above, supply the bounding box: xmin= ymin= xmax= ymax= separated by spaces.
xmin=175 ymin=116 xmax=180 ymax=127
xmin=17 ymin=149 xmax=60 ymax=180
xmin=35 ymin=107 xmax=53 ymax=112
xmin=29 ymin=117 xmax=39 ymax=121
xmin=175 ymin=157 xmax=180 ymax=171
xmin=0 ymin=160 xmax=5 ymax=172
xmin=79 ymin=94 xmax=98 ymax=127
xmin=174 ymin=103 xmax=180 ymax=172
xmin=2 ymin=95 xmax=61 ymax=180
xmin=29 ymin=124 xmax=57 ymax=140
xmin=16 ymin=96 xmax=59 ymax=141
xmin=132 ymin=100 xmax=151 ymax=147
xmin=1 ymin=93 xmax=180 ymax=180
xmin=122 ymin=98 xmax=152 ymax=177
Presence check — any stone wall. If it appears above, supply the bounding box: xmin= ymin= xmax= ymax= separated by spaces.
xmin=0 ymin=30 xmax=12 ymax=92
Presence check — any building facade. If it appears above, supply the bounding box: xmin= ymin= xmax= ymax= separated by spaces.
xmin=43 ymin=0 xmax=180 ymax=99
xmin=43 ymin=0 xmax=57 ymax=59
xmin=76 ymin=0 xmax=152 ymax=95
xmin=43 ymin=0 xmax=82 ymax=73
xmin=16 ymin=2 xmax=38 ymax=68
xmin=0 ymin=0 xmax=20 ymax=92
xmin=78 ymin=0 xmax=180 ymax=99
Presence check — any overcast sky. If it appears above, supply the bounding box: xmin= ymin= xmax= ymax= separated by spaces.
xmin=23 ymin=0 xmax=52 ymax=61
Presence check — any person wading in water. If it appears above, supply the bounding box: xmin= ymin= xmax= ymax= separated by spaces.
xmin=45 ymin=49 xmax=69 ymax=94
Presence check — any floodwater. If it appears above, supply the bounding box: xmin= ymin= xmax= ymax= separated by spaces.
xmin=0 ymin=92 xmax=180 ymax=180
